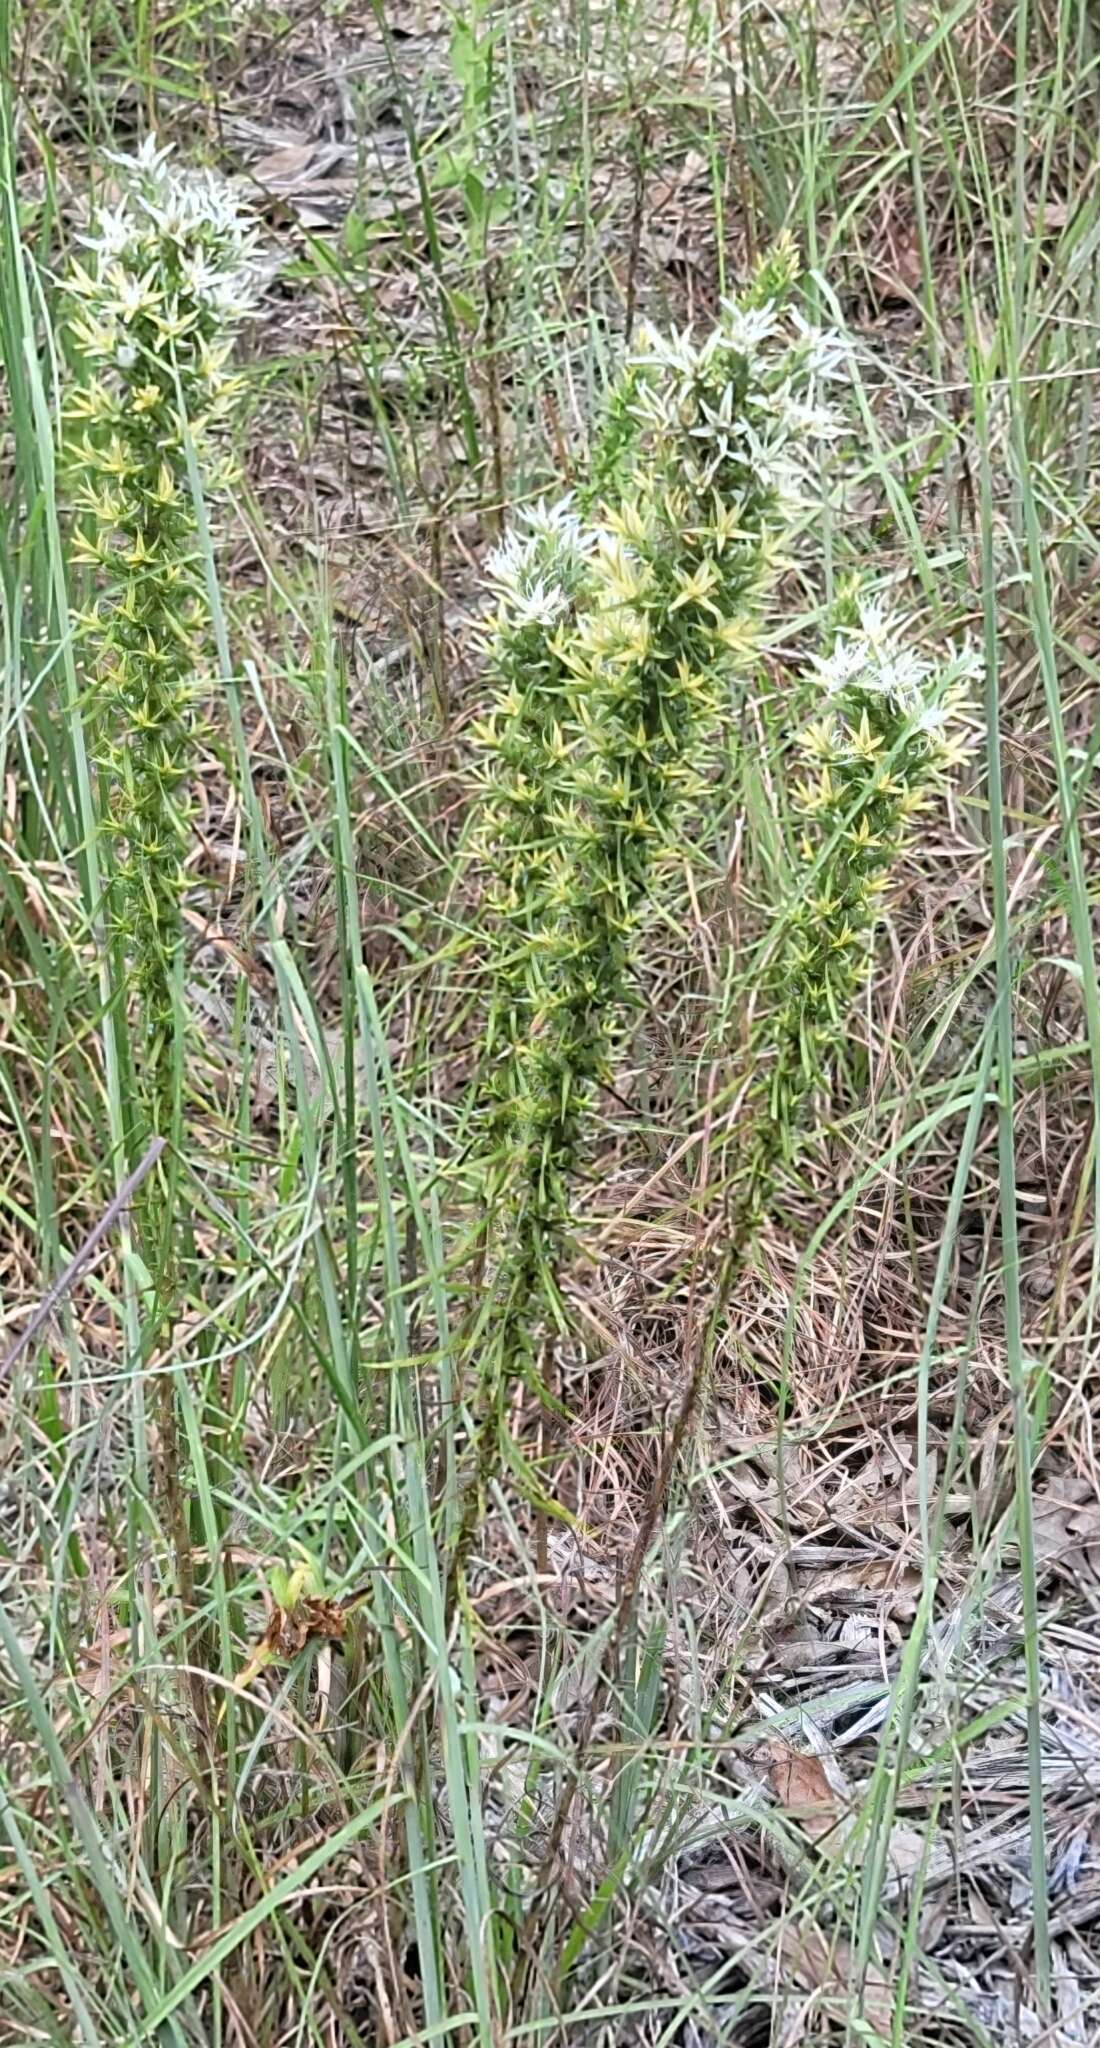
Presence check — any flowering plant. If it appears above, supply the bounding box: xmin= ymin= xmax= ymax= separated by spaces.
xmin=58 ymin=134 xmax=259 ymax=1599
xmin=62 ymin=134 xmax=259 ymax=1129
xmin=735 ymin=587 xmax=976 ymax=1233
xmin=469 ymin=236 xmax=845 ymax=1393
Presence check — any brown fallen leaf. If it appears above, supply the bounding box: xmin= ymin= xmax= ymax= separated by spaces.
xmin=766 ymin=1742 xmax=849 ymax=1848
xmin=778 ymin=1922 xmax=895 ymax=2041
xmin=764 ymin=1742 xmax=947 ymax=1898
xmin=1032 ymin=1475 xmax=1100 ymax=1580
